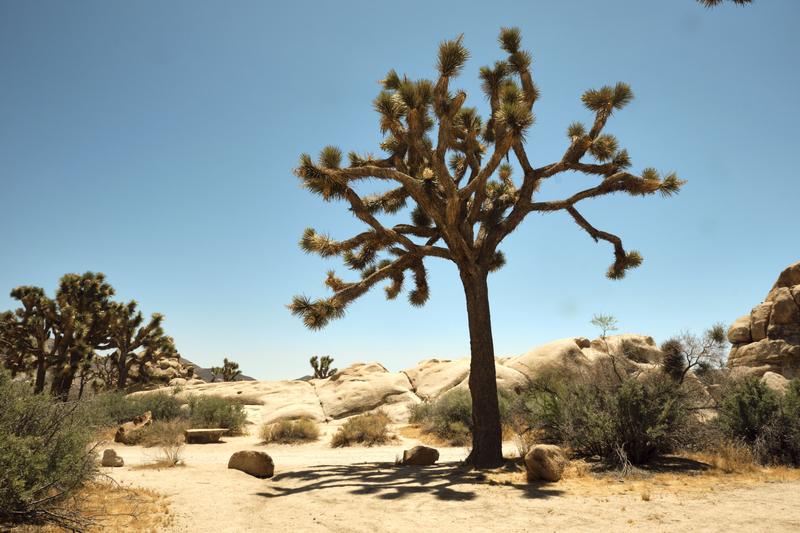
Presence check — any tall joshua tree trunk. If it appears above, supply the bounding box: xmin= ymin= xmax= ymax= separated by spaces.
xmin=460 ymin=267 xmax=503 ymax=467
xmin=34 ymin=354 xmax=47 ymax=394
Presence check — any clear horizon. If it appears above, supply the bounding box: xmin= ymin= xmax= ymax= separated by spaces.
xmin=2 ymin=0 xmax=798 ymax=380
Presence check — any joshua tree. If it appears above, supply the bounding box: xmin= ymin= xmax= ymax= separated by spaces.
xmin=2 ymin=273 xmax=115 ymax=397
xmin=661 ymin=324 xmax=727 ymax=384
xmin=211 ymin=357 xmax=242 ymax=382
xmin=106 ymin=300 xmax=179 ymax=390
xmin=310 ymin=355 xmax=337 ymax=379
xmin=290 ymin=29 xmax=683 ymax=467
xmin=1 ymin=273 xmax=179 ymax=397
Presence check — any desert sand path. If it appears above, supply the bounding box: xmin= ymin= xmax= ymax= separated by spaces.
xmin=104 ymin=425 xmax=800 ymax=532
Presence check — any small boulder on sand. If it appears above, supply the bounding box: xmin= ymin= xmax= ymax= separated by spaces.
xmin=228 ymin=451 xmax=274 ymax=478
xmin=101 ymin=449 xmax=124 ymax=467
xmin=525 ymin=445 xmax=568 ymax=482
xmin=114 ymin=411 xmax=152 ymax=445
xmin=401 ymin=445 xmax=439 ymax=466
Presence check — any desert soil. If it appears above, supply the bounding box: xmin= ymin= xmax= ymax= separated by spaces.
xmin=103 ymin=423 xmax=800 ymax=533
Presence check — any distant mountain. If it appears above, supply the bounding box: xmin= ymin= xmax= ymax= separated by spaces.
xmin=180 ymin=357 xmax=256 ymax=382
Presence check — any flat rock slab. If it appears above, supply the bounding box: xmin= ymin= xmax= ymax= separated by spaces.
xmin=185 ymin=428 xmax=227 ymax=444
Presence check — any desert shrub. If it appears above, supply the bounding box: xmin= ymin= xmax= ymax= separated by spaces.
xmin=137 ymin=419 xmax=190 ymax=448
xmin=156 ymin=442 xmax=185 ymax=467
xmin=187 ymin=395 xmax=247 ymax=434
xmin=511 ymin=370 xmax=691 ymax=465
xmin=409 ymin=388 xmax=513 ymax=446
xmin=0 ymin=369 xmax=97 ymax=528
xmin=717 ymin=377 xmax=779 ymax=443
xmin=331 ymin=411 xmax=392 ymax=447
xmin=87 ymin=391 xmax=183 ymax=426
xmin=718 ymin=377 xmax=800 ymax=465
xmin=260 ymin=418 xmax=320 ymax=444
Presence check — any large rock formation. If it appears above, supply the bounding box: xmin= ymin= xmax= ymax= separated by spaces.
xmin=133 ymin=333 xmax=665 ymax=425
xmin=313 ymin=362 xmax=420 ymax=422
xmin=728 ymin=261 xmax=800 ymax=378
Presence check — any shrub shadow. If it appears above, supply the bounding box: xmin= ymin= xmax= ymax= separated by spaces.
xmin=256 ymin=461 xmax=563 ymax=502
xmin=639 ymin=456 xmax=711 ymax=474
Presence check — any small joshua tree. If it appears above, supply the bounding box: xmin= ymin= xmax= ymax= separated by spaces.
xmin=310 ymin=355 xmax=337 ymax=379
xmin=211 ymin=357 xmax=242 ymax=382
xmin=290 ymin=29 xmax=684 ymax=467
xmin=660 ymin=324 xmax=727 ymax=384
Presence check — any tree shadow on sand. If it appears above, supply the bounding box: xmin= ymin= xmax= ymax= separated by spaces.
xmin=256 ymin=461 xmax=564 ymax=502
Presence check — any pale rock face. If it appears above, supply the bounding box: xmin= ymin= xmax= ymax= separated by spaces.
xmin=128 ymin=334 xmax=667 ymax=426
xmin=730 ymin=339 xmax=800 ymax=378
xmin=771 ymin=261 xmax=800 ymax=292
xmin=404 ymin=358 xmax=528 ymax=399
xmin=771 ymin=288 xmax=800 ymax=325
xmin=589 ymin=334 xmax=664 ymax=364
xmin=313 ymin=363 xmax=419 ymax=422
xmin=750 ymin=303 xmax=773 ymax=342
xmin=728 ymin=261 xmax=800 ymax=378
xmin=728 ymin=315 xmax=752 ymax=344
xmin=524 ymin=445 xmax=568 ymax=482
xmin=505 ymin=338 xmax=591 ymax=379
xmin=403 ymin=359 xmax=470 ymax=400
xmin=761 ymin=371 xmax=790 ymax=393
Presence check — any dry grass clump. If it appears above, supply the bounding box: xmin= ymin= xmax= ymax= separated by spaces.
xmin=690 ymin=441 xmax=758 ymax=474
xmin=260 ymin=418 xmax=320 ymax=444
xmin=137 ymin=419 xmax=190 ymax=448
xmin=14 ymin=482 xmax=172 ymax=532
xmin=331 ymin=411 xmax=393 ymax=447
xmin=132 ymin=443 xmax=186 ymax=470
xmin=129 ymin=420 xmax=187 ymax=469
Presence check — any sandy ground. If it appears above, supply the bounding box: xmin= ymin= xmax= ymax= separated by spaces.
xmin=102 ymin=423 xmax=800 ymax=533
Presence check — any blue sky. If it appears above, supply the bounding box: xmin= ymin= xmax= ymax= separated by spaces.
xmin=1 ymin=1 xmax=798 ymax=380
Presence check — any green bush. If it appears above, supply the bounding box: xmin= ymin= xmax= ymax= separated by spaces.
xmin=87 ymin=391 xmax=183 ymax=426
xmin=187 ymin=395 xmax=247 ymax=435
xmin=0 ymin=370 xmax=97 ymax=527
xmin=717 ymin=377 xmax=779 ymax=443
xmin=260 ymin=418 xmax=320 ymax=444
xmin=718 ymin=377 xmax=800 ymax=465
xmin=511 ymin=370 xmax=691 ymax=465
xmin=410 ymin=388 xmax=512 ymax=446
xmin=331 ymin=411 xmax=392 ymax=447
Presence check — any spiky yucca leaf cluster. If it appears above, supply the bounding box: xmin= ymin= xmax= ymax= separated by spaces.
xmin=607 ymin=250 xmax=643 ymax=280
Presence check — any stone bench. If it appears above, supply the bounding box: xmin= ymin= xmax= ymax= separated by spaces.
xmin=184 ymin=428 xmax=227 ymax=444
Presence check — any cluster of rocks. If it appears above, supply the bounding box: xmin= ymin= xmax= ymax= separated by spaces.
xmin=728 ymin=261 xmax=800 ymax=379
xmin=105 ymin=439 xmax=570 ymax=483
